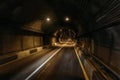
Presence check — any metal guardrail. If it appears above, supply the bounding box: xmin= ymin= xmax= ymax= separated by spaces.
xmin=74 ymin=47 xmax=120 ymax=80
xmin=92 ymin=55 xmax=120 ymax=80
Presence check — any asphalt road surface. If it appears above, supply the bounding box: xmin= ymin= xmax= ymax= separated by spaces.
xmin=0 ymin=47 xmax=84 ymax=80
xmin=31 ymin=47 xmax=84 ymax=80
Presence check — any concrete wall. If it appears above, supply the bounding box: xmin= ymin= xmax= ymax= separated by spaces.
xmin=2 ymin=34 xmax=22 ymax=54
xmin=94 ymin=45 xmax=120 ymax=72
xmin=34 ymin=36 xmax=43 ymax=47
xmin=78 ymin=25 xmax=120 ymax=74
xmin=0 ymin=28 xmax=44 ymax=65
xmin=22 ymin=35 xmax=34 ymax=50
xmin=0 ymin=30 xmax=43 ymax=55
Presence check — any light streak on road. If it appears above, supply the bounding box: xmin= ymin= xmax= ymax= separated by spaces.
xmin=25 ymin=48 xmax=62 ymax=80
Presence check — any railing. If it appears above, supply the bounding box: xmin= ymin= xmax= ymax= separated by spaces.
xmin=75 ymin=47 xmax=120 ymax=80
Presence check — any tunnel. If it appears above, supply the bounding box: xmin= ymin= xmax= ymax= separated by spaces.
xmin=0 ymin=0 xmax=120 ymax=80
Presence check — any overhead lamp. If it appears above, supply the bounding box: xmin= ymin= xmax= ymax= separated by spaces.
xmin=65 ymin=17 xmax=70 ymax=21
xmin=46 ymin=17 xmax=51 ymax=22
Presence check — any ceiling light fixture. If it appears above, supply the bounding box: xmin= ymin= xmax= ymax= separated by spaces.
xmin=65 ymin=17 xmax=70 ymax=21
xmin=46 ymin=17 xmax=51 ymax=22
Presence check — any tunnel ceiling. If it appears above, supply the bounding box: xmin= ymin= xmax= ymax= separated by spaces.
xmin=0 ymin=0 xmax=108 ymax=35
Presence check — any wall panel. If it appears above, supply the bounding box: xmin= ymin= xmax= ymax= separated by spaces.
xmin=2 ymin=34 xmax=22 ymax=54
xmin=22 ymin=35 xmax=34 ymax=50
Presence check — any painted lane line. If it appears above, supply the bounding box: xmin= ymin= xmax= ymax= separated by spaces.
xmin=74 ymin=47 xmax=89 ymax=80
xmin=25 ymin=48 xmax=62 ymax=80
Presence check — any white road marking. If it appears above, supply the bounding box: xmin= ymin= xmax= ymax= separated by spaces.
xmin=25 ymin=48 xmax=62 ymax=80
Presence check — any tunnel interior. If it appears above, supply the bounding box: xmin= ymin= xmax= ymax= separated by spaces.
xmin=0 ymin=0 xmax=120 ymax=79
xmin=52 ymin=28 xmax=76 ymax=47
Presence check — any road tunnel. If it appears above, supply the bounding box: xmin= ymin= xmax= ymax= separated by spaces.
xmin=0 ymin=0 xmax=120 ymax=80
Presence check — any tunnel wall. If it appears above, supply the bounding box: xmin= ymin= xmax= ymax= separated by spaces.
xmin=0 ymin=31 xmax=43 ymax=55
xmin=0 ymin=26 xmax=45 ymax=65
xmin=77 ymin=0 xmax=120 ymax=76
xmin=93 ymin=25 xmax=120 ymax=73
xmin=78 ymin=25 xmax=120 ymax=75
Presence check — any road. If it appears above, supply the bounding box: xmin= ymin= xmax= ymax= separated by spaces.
xmin=0 ymin=47 xmax=84 ymax=80
xmin=30 ymin=47 xmax=84 ymax=80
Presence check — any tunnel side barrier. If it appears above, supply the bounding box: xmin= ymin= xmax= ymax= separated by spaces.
xmin=0 ymin=47 xmax=43 ymax=65
xmin=0 ymin=55 xmax=17 ymax=65
xmin=75 ymin=47 xmax=120 ymax=80
xmin=91 ymin=55 xmax=120 ymax=80
xmin=74 ymin=47 xmax=117 ymax=80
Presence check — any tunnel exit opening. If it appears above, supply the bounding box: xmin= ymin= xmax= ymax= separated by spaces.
xmin=51 ymin=28 xmax=76 ymax=47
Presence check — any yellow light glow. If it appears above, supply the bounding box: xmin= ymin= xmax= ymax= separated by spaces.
xmin=65 ymin=17 xmax=70 ymax=21
xmin=46 ymin=17 xmax=51 ymax=21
